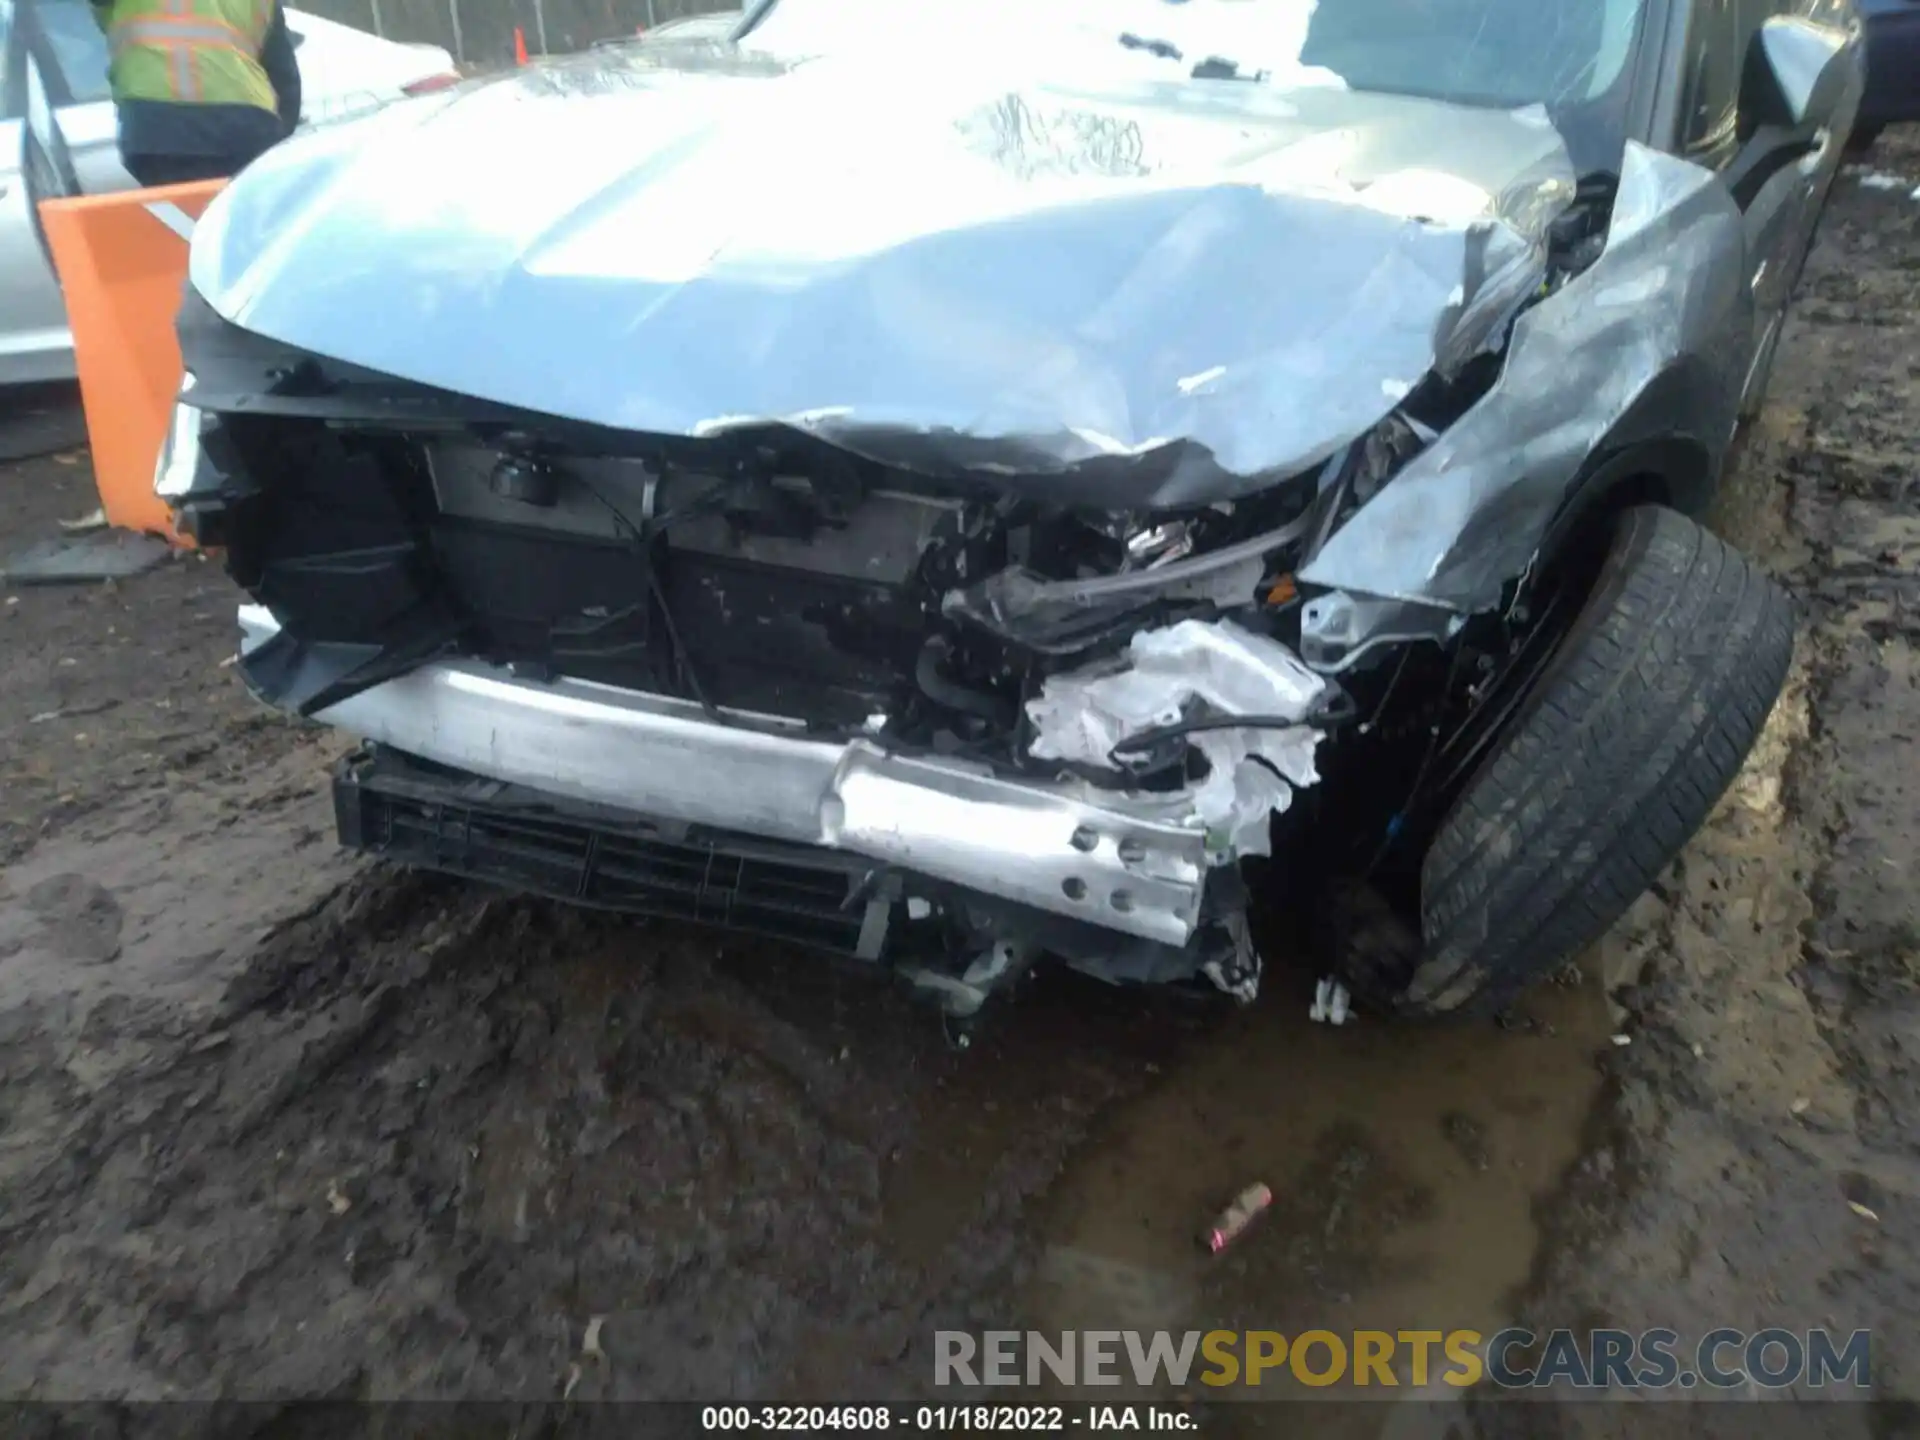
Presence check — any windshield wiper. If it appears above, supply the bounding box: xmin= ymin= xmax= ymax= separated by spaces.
xmin=1118 ymin=32 xmax=1261 ymax=82
xmin=1118 ymin=31 xmax=1181 ymax=60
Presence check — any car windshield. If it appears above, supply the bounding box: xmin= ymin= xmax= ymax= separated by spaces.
xmin=743 ymin=0 xmax=1648 ymax=117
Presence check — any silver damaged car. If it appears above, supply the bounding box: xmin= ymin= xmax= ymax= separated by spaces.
xmin=158 ymin=0 xmax=1862 ymax=1025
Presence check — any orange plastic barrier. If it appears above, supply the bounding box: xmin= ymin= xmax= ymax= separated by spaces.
xmin=38 ymin=179 xmax=227 ymax=544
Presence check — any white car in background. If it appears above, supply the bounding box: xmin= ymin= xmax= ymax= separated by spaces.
xmin=0 ymin=0 xmax=458 ymax=387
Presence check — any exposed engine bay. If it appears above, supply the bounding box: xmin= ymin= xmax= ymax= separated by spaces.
xmin=158 ymin=17 xmax=1770 ymax=1025
xmin=169 ymin=276 xmax=1574 ymax=1025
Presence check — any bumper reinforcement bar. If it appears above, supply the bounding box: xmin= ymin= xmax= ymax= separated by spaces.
xmin=240 ymin=606 xmax=1211 ymax=944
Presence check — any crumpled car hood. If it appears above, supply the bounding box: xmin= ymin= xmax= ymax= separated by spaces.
xmin=188 ymin=41 xmax=1574 ymax=505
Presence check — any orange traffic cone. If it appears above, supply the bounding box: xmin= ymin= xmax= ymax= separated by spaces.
xmin=514 ymin=26 xmax=529 ymax=64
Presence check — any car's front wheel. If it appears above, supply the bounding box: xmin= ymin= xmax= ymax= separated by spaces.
xmin=1334 ymin=505 xmax=1796 ymax=1018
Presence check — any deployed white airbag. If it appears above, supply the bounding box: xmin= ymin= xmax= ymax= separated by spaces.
xmin=1025 ymin=620 xmax=1328 ymax=858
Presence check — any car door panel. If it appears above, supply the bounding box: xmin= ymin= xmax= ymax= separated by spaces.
xmin=1678 ymin=0 xmax=1861 ymax=412
xmin=0 ymin=113 xmax=78 ymax=379
xmin=0 ymin=0 xmax=87 ymax=382
xmin=1738 ymin=6 xmax=1860 ymax=409
xmin=1678 ymin=0 xmax=1772 ymax=402
xmin=1752 ymin=11 xmax=1858 ymax=284
xmin=1778 ymin=0 xmax=1864 ymax=263
xmin=3 ymin=0 xmax=142 ymax=381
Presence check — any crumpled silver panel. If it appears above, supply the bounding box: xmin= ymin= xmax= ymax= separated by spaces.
xmin=186 ymin=43 xmax=1572 ymax=506
xmin=1299 ymin=142 xmax=1752 ymax=611
xmin=234 ymin=605 xmax=1220 ymax=945
xmin=1025 ymin=619 xmax=1328 ymax=859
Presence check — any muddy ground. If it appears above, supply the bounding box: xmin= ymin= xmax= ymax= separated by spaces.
xmin=2 ymin=136 xmax=1918 ymax=1436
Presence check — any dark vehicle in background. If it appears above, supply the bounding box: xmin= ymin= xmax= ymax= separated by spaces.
xmin=1855 ymin=0 xmax=1920 ymax=144
xmin=155 ymin=0 xmax=1861 ymax=1029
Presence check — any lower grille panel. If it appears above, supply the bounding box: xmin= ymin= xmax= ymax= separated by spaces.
xmin=334 ymin=749 xmax=889 ymax=957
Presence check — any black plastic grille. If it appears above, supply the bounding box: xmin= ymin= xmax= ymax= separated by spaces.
xmin=335 ymin=752 xmax=876 ymax=955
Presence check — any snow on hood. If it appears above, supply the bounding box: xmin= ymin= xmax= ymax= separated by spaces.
xmin=187 ymin=39 xmax=1576 ymax=504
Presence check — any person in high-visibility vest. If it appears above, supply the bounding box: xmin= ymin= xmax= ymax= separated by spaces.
xmin=89 ymin=0 xmax=303 ymax=188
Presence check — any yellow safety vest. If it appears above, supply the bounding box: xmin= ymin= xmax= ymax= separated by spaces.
xmin=91 ymin=0 xmax=277 ymax=111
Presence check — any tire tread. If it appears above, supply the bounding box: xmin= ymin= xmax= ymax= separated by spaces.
xmin=1385 ymin=506 xmax=1795 ymax=1017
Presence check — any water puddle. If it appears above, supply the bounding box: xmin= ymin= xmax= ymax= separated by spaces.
xmin=1019 ymin=963 xmax=1611 ymax=1422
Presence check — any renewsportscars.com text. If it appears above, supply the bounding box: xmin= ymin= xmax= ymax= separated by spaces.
xmin=934 ymin=1328 xmax=1872 ymax=1391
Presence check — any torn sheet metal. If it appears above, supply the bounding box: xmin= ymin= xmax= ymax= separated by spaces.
xmin=1299 ymin=142 xmax=1753 ymax=613
xmin=1025 ymin=620 xmax=1327 ymax=858
xmin=186 ymin=38 xmax=1572 ymax=508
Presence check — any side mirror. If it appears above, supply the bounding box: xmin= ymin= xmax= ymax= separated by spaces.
xmin=1724 ymin=14 xmax=1859 ymax=207
xmin=1743 ymin=15 xmax=1853 ymax=132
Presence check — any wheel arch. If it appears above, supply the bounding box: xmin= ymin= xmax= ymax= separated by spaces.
xmin=1532 ymin=429 xmax=1721 ymax=582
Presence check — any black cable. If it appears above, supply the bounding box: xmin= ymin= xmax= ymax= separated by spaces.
xmin=1245 ymin=753 xmax=1290 ymax=786
xmin=1357 ymin=641 xmax=1472 ymax=880
xmin=1106 ymin=691 xmax=1360 ymax=768
xmin=565 ymin=465 xmax=721 ymax=719
xmin=1360 ymin=647 xmax=1414 ymax=734
xmin=646 ymin=563 xmax=715 ymax=716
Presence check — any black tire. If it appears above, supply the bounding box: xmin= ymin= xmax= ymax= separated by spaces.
xmin=1340 ymin=506 xmax=1796 ymax=1018
xmin=1846 ymin=123 xmax=1883 ymax=155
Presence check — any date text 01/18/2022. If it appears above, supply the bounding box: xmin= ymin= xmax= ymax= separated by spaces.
xmin=699 ymin=1406 xmax=1198 ymax=1432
